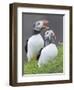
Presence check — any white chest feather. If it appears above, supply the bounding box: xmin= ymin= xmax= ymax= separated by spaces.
xmin=38 ymin=43 xmax=58 ymax=67
xmin=27 ymin=34 xmax=44 ymax=61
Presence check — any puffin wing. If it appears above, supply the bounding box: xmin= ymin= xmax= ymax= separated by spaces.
xmin=25 ymin=39 xmax=28 ymax=53
xmin=37 ymin=48 xmax=43 ymax=60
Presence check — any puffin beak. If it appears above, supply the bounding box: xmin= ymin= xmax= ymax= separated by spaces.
xmin=53 ymin=33 xmax=56 ymax=40
xmin=51 ymin=32 xmax=56 ymax=40
xmin=42 ymin=20 xmax=49 ymax=30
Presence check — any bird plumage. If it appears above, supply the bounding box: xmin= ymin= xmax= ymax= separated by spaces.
xmin=25 ymin=20 xmax=49 ymax=62
xmin=38 ymin=30 xmax=58 ymax=67
xmin=27 ymin=34 xmax=44 ymax=62
xmin=38 ymin=44 xmax=58 ymax=67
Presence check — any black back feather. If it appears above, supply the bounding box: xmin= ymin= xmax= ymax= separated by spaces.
xmin=25 ymin=39 xmax=28 ymax=53
xmin=37 ymin=48 xmax=43 ymax=60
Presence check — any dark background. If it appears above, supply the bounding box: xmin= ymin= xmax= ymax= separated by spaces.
xmin=22 ymin=13 xmax=64 ymax=75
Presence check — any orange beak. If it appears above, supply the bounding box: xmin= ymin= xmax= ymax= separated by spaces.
xmin=53 ymin=33 xmax=56 ymax=40
xmin=42 ymin=20 xmax=49 ymax=30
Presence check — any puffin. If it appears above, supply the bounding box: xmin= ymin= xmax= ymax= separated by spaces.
xmin=25 ymin=20 xmax=49 ymax=62
xmin=38 ymin=30 xmax=58 ymax=67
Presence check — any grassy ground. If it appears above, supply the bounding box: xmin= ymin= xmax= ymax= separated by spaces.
xmin=24 ymin=44 xmax=63 ymax=74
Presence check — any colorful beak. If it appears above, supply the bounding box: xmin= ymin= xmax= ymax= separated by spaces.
xmin=42 ymin=20 xmax=49 ymax=30
xmin=53 ymin=33 xmax=56 ymax=40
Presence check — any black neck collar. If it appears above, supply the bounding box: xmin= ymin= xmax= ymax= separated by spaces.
xmin=32 ymin=30 xmax=40 ymax=35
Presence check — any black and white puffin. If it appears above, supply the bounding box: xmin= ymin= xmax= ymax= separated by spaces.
xmin=38 ymin=30 xmax=58 ymax=67
xmin=25 ymin=20 xmax=49 ymax=62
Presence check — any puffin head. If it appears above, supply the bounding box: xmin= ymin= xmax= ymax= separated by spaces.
xmin=33 ymin=20 xmax=49 ymax=32
xmin=45 ymin=30 xmax=56 ymax=42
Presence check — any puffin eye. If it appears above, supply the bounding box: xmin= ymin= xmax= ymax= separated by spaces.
xmin=37 ymin=22 xmax=40 ymax=25
xmin=46 ymin=32 xmax=49 ymax=34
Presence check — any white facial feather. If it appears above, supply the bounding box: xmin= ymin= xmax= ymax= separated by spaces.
xmin=45 ymin=30 xmax=55 ymax=40
xmin=33 ymin=20 xmax=44 ymax=31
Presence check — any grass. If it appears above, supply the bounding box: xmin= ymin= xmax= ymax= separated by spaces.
xmin=24 ymin=44 xmax=63 ymax=74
